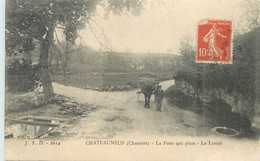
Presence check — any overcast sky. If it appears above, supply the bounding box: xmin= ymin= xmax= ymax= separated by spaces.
xmin=78 ymin=0 xmax=253 ymax=54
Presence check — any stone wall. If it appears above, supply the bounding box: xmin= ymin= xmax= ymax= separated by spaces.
xmin=175 ymin=80 xmax=257 ymax=119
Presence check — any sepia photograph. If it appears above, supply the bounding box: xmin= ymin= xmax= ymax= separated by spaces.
xmin=3 ymin=0 xmax=260 ymax=160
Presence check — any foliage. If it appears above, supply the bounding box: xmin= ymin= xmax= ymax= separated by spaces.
xmin=205 ymin=98 xmax=252 ymax=135
xmin=104 ymin=0 xmax=144 ymax=16
xmin=175 ymin=28 xmax=259 ymax=98
xmin=5 ymin=0 xmax=144 ymax=56
xmin=6 ymin=0 xmax=98 ymax=56
xmin=6 ymin=59 xmax=40 ymax=93
xmin=165 ymin=87 xmax=194 ymax=108
xmin=5 ymin=0 xmax=144 ymax=96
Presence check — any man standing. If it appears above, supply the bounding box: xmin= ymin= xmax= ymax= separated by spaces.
xmin=154 ymin=85 xmax=164 ymax=112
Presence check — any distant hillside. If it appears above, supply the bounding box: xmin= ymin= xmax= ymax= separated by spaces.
xmin=50 ymin=46 xmax=180 ymax=87
xmin=63 ymin=46 xmax=179 ymax=74
xmin=50 ymin=45 xmax=179 ymax=75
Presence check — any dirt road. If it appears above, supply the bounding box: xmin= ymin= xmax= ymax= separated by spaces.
xmin=53 ymin=80 xmax=214 ymax=139
xmin=5 ymin=80 xmax=259 ymax=161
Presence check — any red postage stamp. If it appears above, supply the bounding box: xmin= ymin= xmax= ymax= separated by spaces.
xmin=196 ymin=19 xmax=232 ymax=63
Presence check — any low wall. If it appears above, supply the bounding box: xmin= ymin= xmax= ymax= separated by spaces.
xmin=175 ymin=80 xmax=258 ymax=119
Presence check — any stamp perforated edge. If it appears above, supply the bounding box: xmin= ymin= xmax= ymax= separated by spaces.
xmin=195 ymin=18 xmax=233 ymax=64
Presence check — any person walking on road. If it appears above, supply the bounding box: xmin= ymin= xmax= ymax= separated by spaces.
xmin=154 ymin=85 xmax=164 ymax=112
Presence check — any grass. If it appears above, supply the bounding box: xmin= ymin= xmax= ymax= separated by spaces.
xmin=53 ymin=71 xmax=173 ymax=89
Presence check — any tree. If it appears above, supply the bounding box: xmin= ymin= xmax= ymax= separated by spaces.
xmin=6 ymin=0 xmax=144 ymax=100
xmin=175 ymin=28 xmax=259 ymax=115
xmin=50 ymin=38 xmax=81 ymax=85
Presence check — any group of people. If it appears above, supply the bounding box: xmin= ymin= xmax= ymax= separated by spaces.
xmin=141 ymin=83 xmax=164 ymax=112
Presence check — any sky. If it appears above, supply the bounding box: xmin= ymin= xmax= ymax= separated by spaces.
xmin=77 ymin=0 xmax=254 ymax=54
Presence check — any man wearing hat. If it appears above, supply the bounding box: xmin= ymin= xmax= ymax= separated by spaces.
xmin=153 ymin=85 xmax=164 ymax=112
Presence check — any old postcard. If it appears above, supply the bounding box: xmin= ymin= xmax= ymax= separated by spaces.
xmin=4 ymin=0 xmax=260 ymax=160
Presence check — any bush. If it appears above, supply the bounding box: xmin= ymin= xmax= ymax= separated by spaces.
xmin=176 ymin=28 xmax=259 ymax=99
xmin=165 ymin=86 xmax=194 ymax=108
xmin=205 ymin=98 xmax=232 ymax=114
xmin=166 ymin=87 xmax=253 ymax=136
xmin=6 ymin=59 xmax=40 ymax=93
xmin=205 ymin=99 xmax=252 ymax=135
